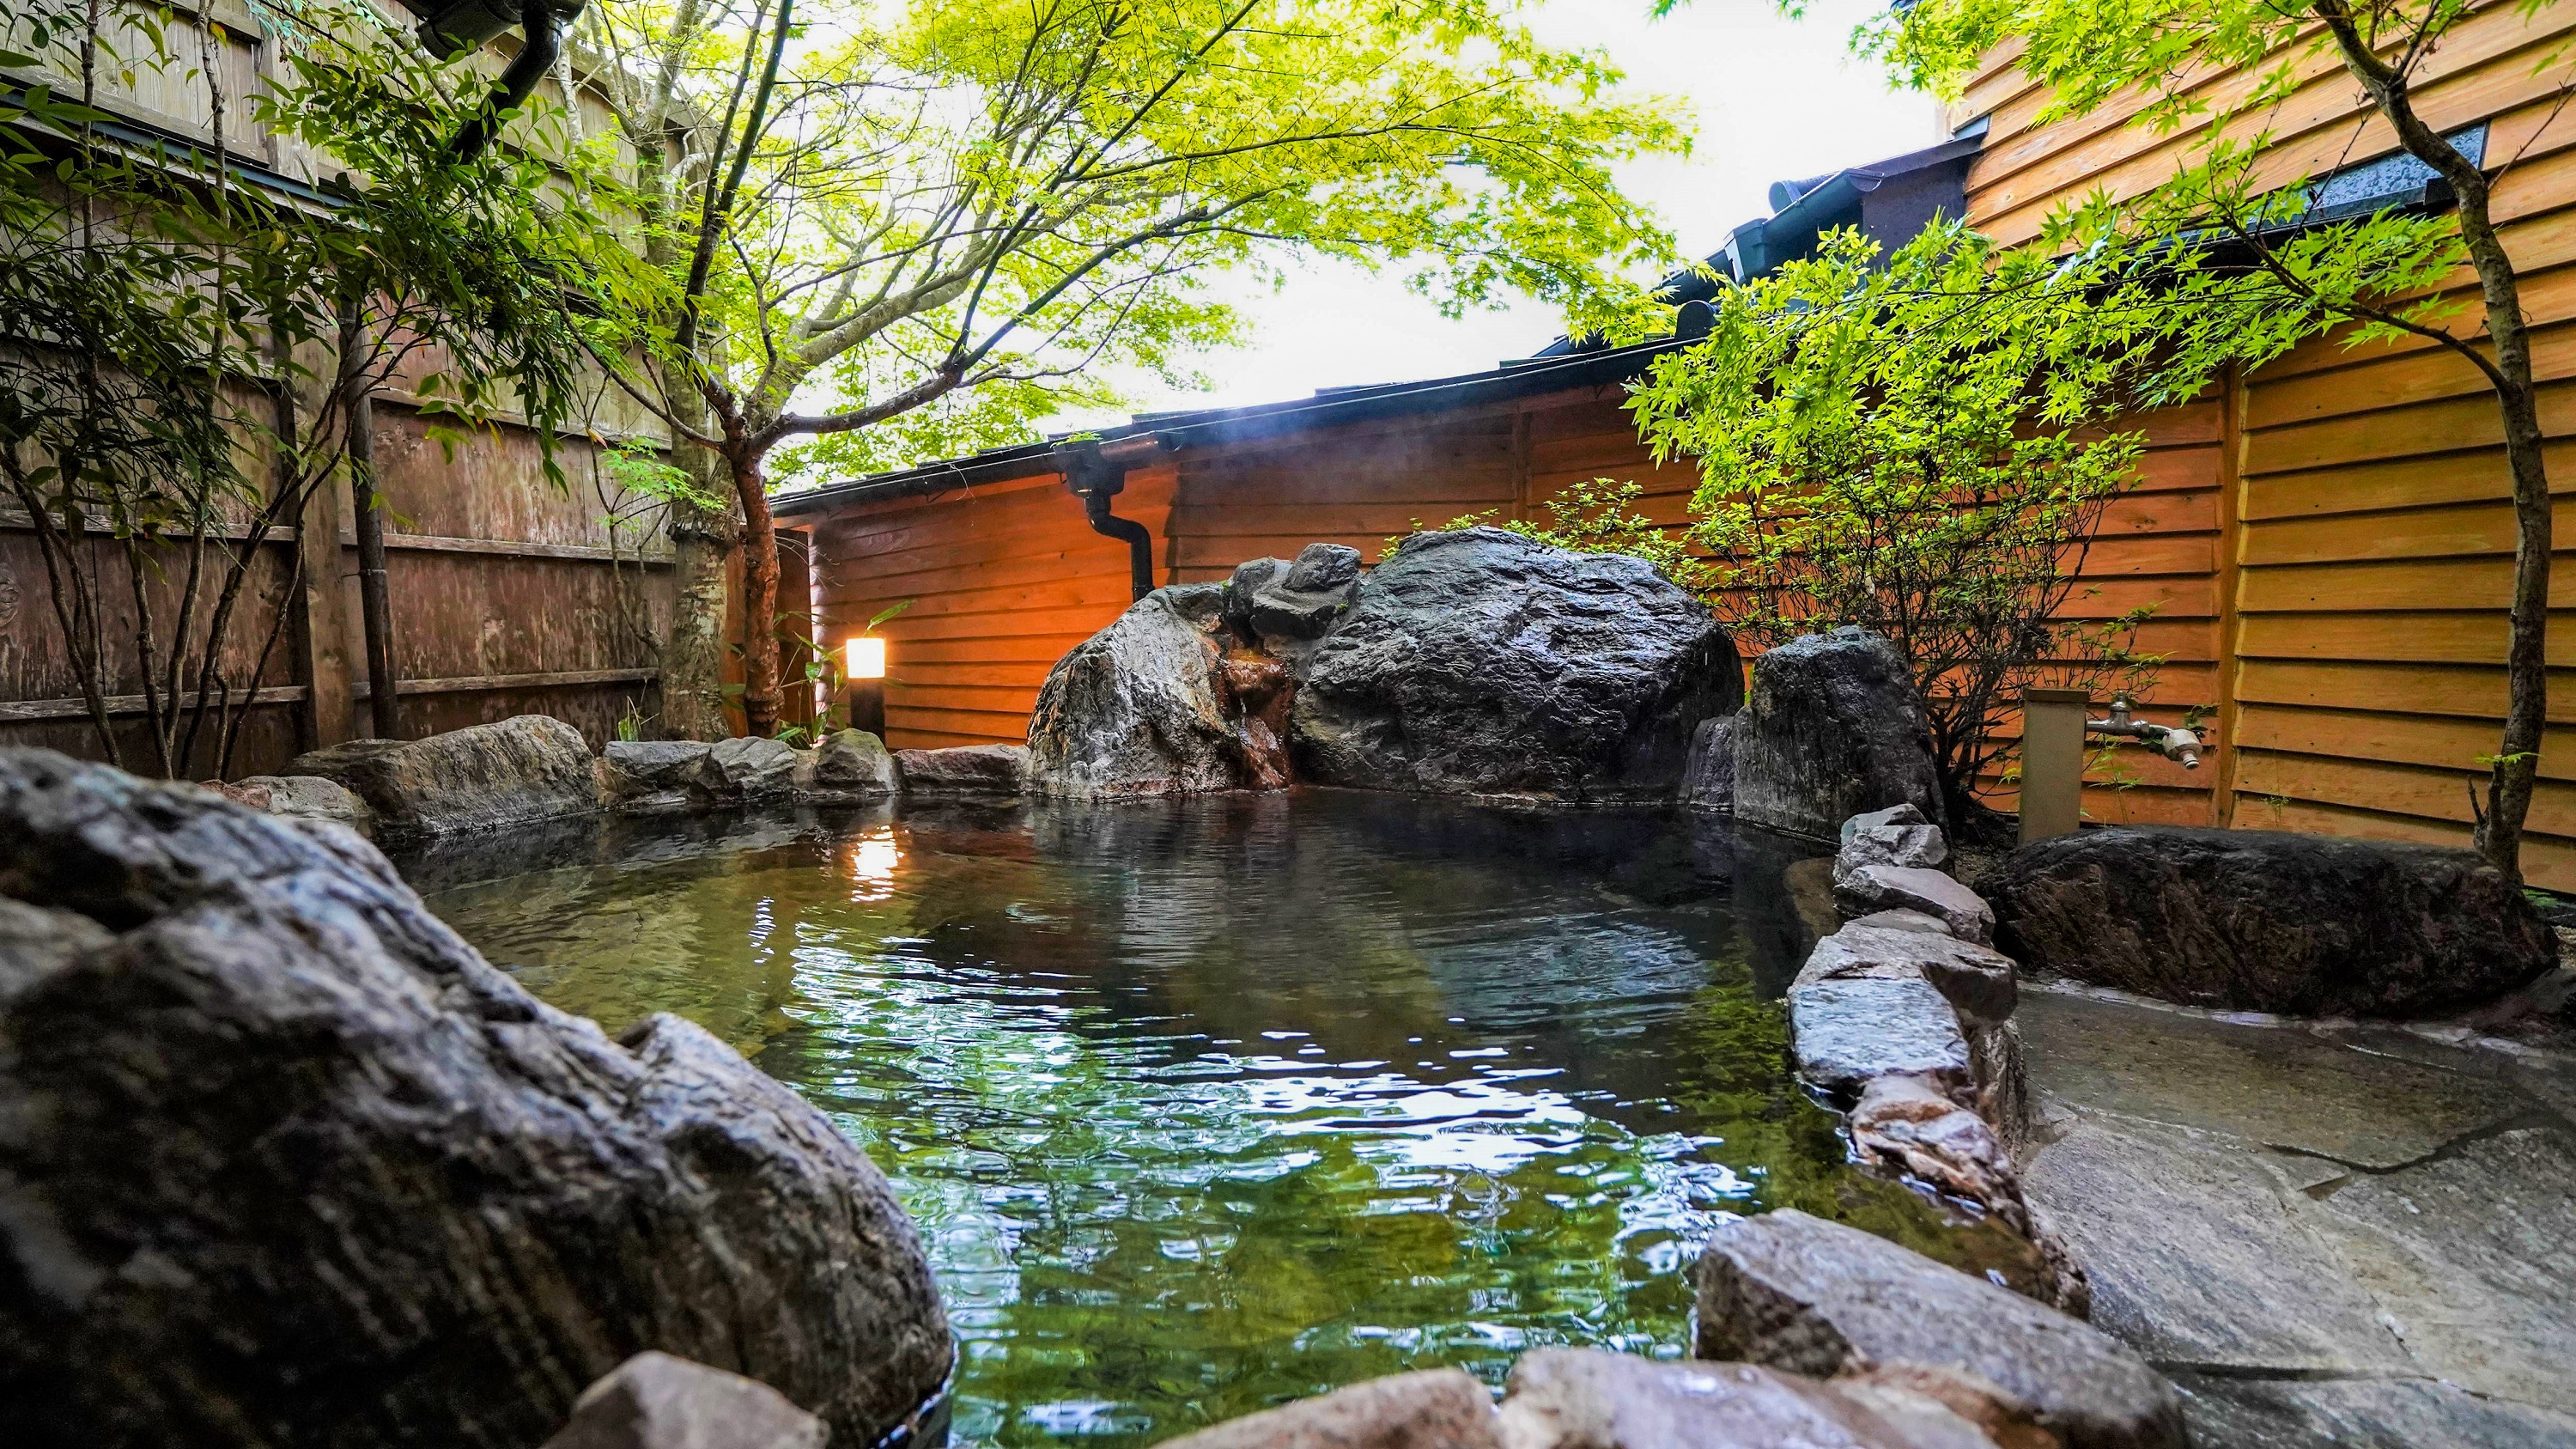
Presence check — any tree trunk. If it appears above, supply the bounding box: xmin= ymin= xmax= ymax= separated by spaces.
xmin=623 ymin=125 xmax=744 ymax=745
xmin=2466 ymin=250 xmax=2549 ymax=883
xmin=730 ymin=441 xmax=783 ymax=740
xmin=659 ymin=461 xmax=738 ymax=742
xmin=2318 ymin=7 xmax=2549 ymax=883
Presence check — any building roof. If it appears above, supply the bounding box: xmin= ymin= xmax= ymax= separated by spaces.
xmin=771 ymin=332 xmax=1696 ymax=517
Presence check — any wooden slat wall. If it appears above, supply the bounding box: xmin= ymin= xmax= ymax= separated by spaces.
xmin=804 ymin=375 xmax=2203 ymax=793
xmin=0 ymin=399 xmax=677 ymax=775
xmin=0 ymin=9 xmax=678 ymax=776
xmin=811 ymin=469 xmax=1176 ymax=749
xmin=1958 ymin=0 xmax=2576 ymax=887
xmin=1165 ymin=405 xmax=1526 ymax=578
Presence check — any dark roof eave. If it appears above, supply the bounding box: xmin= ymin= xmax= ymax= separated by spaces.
xmin=774 ymin=334 xmax=1690 ymax=517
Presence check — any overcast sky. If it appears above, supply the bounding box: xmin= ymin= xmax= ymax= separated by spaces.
xmin=1060 ymin=0 xmax=1944 ymax=424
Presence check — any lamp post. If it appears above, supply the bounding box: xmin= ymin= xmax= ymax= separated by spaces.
xmin=846 ymin=635 xmax=888 ymax=737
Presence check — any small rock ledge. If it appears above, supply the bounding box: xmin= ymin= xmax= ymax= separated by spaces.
xmin=1788 ymin=803 xmax=2084 ymax=1314
xmin=240 ymin=716 xmax=1030 ymax=842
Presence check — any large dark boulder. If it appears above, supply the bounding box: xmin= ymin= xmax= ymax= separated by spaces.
xmin=1291 ymin=527 xmax=1740 ymax=801
xmin=1027 ymin=585 xmax=1282 ymax=797
xmin=289 ymin=715 xmax=600 ymax=836
xmin=1730 ymin=628 xmax=1943 ymax=841
xmin=0 ymin=751 xmax=950 ymax=1449
xmin=1984 ymin=826 xmax=2557 ymax=1017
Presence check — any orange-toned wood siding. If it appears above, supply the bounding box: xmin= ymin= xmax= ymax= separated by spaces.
xmin=803 ymin=385 xmax=1691 ymax=752
xmin=799 ymin=376 xmax=2208 ymax=817
xmin=1959 ymin=0 xmax=2576 ymax=887
xmin=811 ymin=468 xmax=1175 ymax=749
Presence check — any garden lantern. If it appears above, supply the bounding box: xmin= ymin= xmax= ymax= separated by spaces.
xmin=847 ymin=636 xmax=888 ymax=736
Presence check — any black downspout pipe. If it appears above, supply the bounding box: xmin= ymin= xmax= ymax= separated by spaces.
xmin=1056 ymin=441 xmax=1156 ymax=601
xmin=1082 ymin=491 xmax=1154 ymax=602
xmin=447 ymin=0 xmax=562 ymax=161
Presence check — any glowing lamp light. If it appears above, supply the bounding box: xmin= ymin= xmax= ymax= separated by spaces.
xmin=846 ymin=636 xmax=888 ymax=680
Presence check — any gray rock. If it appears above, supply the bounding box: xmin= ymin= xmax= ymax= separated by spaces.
xmin=1965 ymin=1020 xmax=2030 ymax=1148
xmin=1027 ymin=588 xmax=1274 ymax=797
xmin=1804 ymin=920 xmax=2018 ymax=1026
xmin=895 ymin=742 xmax=1029 ymax=799
xmin=0 ymin=895 xmax=112 ymax=992
xmin=2017 ymin=987 xmax=2576 ymax=1439
xmin=1787 ymin=972 xmax=1972 ymax=1105
xmin=542 ymin=1353 xmax=825 ymax=1449
xmin=1292 ymin=527 xmax=1740 ymax=801
xmin=1154 ymin=1367 xmax=1502 ymax=1449
xmin=810 ymin=729 xmax=896 ymax=800
xmin=1695 ymin=1209 xmax=2185 ymax=1449
xmin=1156 ymin=579 xmax=1231 ymax=627
xmin=1680 ymin=715 xmax=1735 ymax=811
xmin=604 ymin=740 xmax=722 ymax=813
xmin=1834 ymin=861 xmax=1994 ymax=944
xmin=1730 ymin=629 xmax=1944 ymax=841
xmin=605 ymin=740 xmax=719 ymax=787
xmin=0 ymin=749 xmax=951 ymax=1449
xmin=1223 ymin=544 xmax=1364 ymax=667
xmin=235 ymin=774 xmax=374 ymax=833
xmin=289 ymin=715 xmax=599 ymax=836
xmin=1985 ymin=826 xmax=2556 ymax=1016
xmin=2302 ymin=1124 xmax=2576 ymax=1414
xmin=1285 ymin=541 xmax=1364 ymax=594
xmin=1842 ymin=823 xmax=1948 ymax=870
xmin=1841 ymin=802 xmax=1932 ymax=843
xmin=1846 ymin=908 xmax=1961 ymax=938
xmin=2023 ymin=1112 xmax=2418 ymax=1375
xmin=708 ymin=735 xmax=799 ymax=799
xmin=2014 ymin=987 xmax=2518 ymax=1170
xmin=1495 ymin=1349 xmax=1993 ymax=1449
xmin=1845 ymin=1074 xmax=2026 ymax=1229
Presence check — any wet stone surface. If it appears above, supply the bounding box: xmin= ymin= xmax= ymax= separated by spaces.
xmin=2015 ymin=984 xmax=2576 ymax=1445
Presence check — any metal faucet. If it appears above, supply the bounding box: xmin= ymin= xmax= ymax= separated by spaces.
xmin=2086 ymin=693 xmax=2202 ymax=769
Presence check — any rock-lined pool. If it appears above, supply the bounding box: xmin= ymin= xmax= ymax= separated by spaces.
xmin=418 ymin=791 xmax=1963 ymax=1448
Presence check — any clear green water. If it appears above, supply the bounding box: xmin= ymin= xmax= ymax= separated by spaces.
xmin=418 ymin=792 xmax=1961 ymax=1448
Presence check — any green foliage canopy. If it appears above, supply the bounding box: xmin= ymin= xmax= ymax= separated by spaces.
xmin=1630 ymin=224 xmax=2213 ymax=817
xmin=584 ymin=0 xmax=1694 ymax=473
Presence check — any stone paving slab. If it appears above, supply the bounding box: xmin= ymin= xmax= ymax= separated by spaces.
xmin=2015 ymin=983 xmax=2576 ymax=1446
xmin=2303 ymin=1124 xmax=2576 ymax=1414
xmin=2020 ymin=1114 xmax=2414 ymax=1375
xmin=2162 ymin=1370 xmax=2576 ymax=1449
xmin=2016 ymin=989 xmax=2516 ymax=1169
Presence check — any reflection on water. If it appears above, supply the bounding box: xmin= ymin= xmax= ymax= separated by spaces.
xmin=422 ymin=791 xmax=1953 ymax=1448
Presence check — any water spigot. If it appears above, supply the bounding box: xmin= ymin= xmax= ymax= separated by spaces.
xmin=2086 ymin=693 xmax=2202 ymax=770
